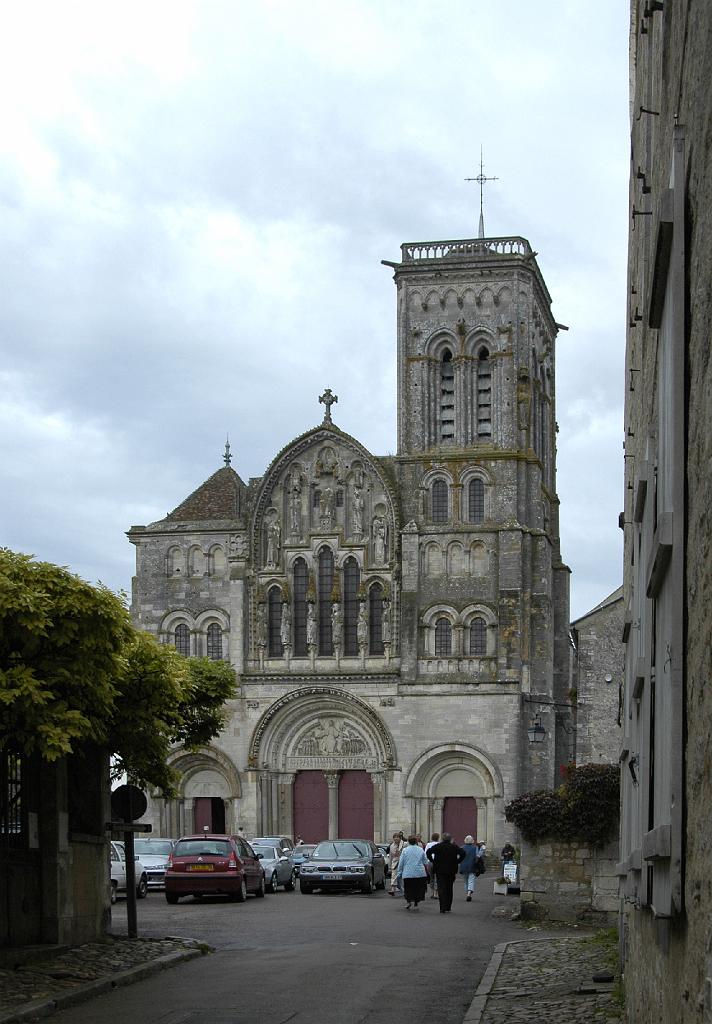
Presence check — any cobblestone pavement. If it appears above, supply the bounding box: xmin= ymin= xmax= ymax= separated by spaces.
xmin=464 ymin=935 xmax=624 ymax=1024
xmin=0 ymin=936 xmax=205 ymax=1022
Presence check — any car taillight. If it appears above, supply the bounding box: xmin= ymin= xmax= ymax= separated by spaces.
xmin=228 ymin=856 xmax=238 ymax=871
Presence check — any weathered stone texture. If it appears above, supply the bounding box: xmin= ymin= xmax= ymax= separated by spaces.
xmin=571 ymin=587 xmax=623 ymax=765
xmin=519 ymin=838 xmax=618 ymax=926
xmin=621 ymin=3 xmax=712 ymax=1022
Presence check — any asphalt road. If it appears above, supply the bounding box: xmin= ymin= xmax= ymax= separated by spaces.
xmin=53 ymin=882 xmax=534 ymax=1024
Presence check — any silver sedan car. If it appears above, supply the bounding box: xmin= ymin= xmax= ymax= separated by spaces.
xmin=252 ymin=844 xmax=297 ymax=893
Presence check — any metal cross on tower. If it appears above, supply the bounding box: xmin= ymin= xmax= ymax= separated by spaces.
xmin=465 ymin=149 xmax=499 ymax=239
xmin=223 ymin=437 xmax=232 ymax=466
xmin=318 ymin=388 xmax=338 ymax=423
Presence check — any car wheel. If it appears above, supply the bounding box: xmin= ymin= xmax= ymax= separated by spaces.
xmin=361 ymin=874 xmax=375 ymax=894
xmin=284 ymin=870 xmax=296 ymax=892
xmin=110 ymin=881 xmax=117 ymax=905
xmin=165 ymin=892 xmax=179 ymax=905
xmin=255 ymin=873 xmax=265 ymax=898
xmin=235 ymin=876 xmax=248 ymax=902
xmin=136 ymin=875 xmax=148 ymax=899
xmin=268 ymin=872 xmax=279 ymax=893
xmin=300 ymin=881 xmax=313 ymax=894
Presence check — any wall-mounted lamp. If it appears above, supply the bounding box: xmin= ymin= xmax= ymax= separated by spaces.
xmin=628 ymin=755 xmax=639 ymax=787
xmin=527 ymin=714 xmax=546 ymax=744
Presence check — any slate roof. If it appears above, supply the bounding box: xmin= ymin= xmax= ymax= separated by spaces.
xmin=165 ymin=466 xmax=244 ymax=522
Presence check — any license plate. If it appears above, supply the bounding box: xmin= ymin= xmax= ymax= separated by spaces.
xmin=328 ymin=873 xmax=345 ymax=879
xmin=188 ymin=864 xmax=214 ymax=872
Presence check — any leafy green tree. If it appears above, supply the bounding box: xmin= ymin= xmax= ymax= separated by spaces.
xmin=0 ymin=549 xmax=236 ymax=795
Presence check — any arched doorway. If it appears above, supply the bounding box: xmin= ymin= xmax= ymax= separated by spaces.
xmin=161 ymin=748 xmax=242 ymax=838
xmin=249 ymin=687 xmax=396 ymax=841
xmin=403 ymin=743 xmax=503 ymax=848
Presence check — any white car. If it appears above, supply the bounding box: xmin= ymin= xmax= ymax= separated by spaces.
xmin=110 ymin=840 xmax=149 ymax=903
xmin=133 ymin=837 xmax=175 ymax=889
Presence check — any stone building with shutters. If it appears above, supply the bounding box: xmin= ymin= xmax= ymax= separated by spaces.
xmin=128 ymin=229 xmax=574 ymax=847
xmin=619 ymin=3 xmax=712 ymax=1021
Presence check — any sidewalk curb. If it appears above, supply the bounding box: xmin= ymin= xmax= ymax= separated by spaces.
xmin=0 ymin=947 xmax=204 ymax=1024
xmin=462 ymin=935 xmax=579 ymax=1024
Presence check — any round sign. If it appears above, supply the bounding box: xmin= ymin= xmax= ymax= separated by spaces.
xmin=111 ymin=784 xmax=148 ymax=823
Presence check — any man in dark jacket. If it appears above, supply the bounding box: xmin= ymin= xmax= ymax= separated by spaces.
xmin=426 ymin=833 xmax=466 ymax=912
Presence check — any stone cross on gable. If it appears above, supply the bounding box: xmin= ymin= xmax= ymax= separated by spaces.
xmin=319 ymin=388 xmax=338 ymax=423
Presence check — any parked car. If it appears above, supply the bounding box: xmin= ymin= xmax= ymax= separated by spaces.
xmin=165 ymin=834 xmax=265 ymax=903
xmin=299 ymin=840 xmax=386 ymax=894
xmin=376 ymin=843 xmax=391 ymax=877
xmin=250 ymin=835 xmax=295 ymax=854
xmin=291 ymin=843 xmax=317 ymax=877
xmin=110 ymin=841 xmax=149 ymax=902
xmin=134 ymin=837 xmax=175 ymax=889
xmin=252 ymin=843 xmax=297 ymax=892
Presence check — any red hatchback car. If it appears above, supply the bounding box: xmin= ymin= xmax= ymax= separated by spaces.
xmin=165 ymin=834 xmax=265 ymax=903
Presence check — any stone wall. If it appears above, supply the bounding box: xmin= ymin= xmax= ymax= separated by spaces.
xmin=571 ymin=588 xmax=623 ymax=765
xmin=519 ymin=838 xmax=618 ymax=926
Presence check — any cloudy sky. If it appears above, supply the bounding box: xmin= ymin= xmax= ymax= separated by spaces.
xmin=1 ymin=1 xmax=629 ymax=620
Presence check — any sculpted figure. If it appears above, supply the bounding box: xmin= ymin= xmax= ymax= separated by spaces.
xmin=229 ymin=533 xmax=247 ymax=558
xmin=352 ymin=486 xmax=364 ymax=537
xmin=319 ymin=486 xmax=334 ymax=528
xmin=322 ymin=718 xmax=340 ymax=756
xmin=382 ymin=597 xmax=391 ymax=643
xmin=357 ymin=602 xmax=368 ymax=649
xmin=256 ymin=604 xmax=267 ymax=649
xmin=288 ymin=468 xmax=302 ymax=535
xmin=266 ymin=519 xmax=281 ymax=567
xmin=331 ymin=601 xmax=343 ymax=647
xmin=306 ymin=602 xmax=317 ymax=648
xmin=373 ymin=516 xmax=387 ymax=564
xmin=280 ymin=601 xmax=291 ymax=647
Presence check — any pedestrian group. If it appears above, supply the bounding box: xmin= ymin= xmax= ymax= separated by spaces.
xmin=388 ymin=830 xmax=487 ymax=912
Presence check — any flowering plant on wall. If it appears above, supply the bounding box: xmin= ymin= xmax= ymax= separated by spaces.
xmin=504 ymin=763 xmax=619 ymax=847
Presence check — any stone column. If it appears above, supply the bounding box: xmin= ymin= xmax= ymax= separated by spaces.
xmin=229 ymin=576 xmax=245 ymax=674
xmin=258 ymin=773 xmax=270 ymax=834
xmin=279 ymin=775 xmax=296 ymax=840
xmin=324 ymin=772 xmax=340 ymax=838
xmin=432 ymin=798 xmax=444 ymax=836
xmin=370 ymin=772 xmax=385 ymax=842
xmin=270 ymin=775 xmax=280 ymax=833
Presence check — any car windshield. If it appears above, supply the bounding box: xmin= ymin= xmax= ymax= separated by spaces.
xmin=135 ymin=840 xmax=173 ymax=856
xmin=313 ymin=842 xmax=369 ymax=859
xmin=295 ymin=846 xmax=316 ymax=856
xmin=174 ymin=840 xmax=232 ymax=857
xmin=252 ymin=846 xmax=278 ymax=859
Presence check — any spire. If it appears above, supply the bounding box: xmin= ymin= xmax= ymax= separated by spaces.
xmin=465 ymin=148 xmax=498 ymax=238
xmin=223 ymin=436 xmax=232 ymax=467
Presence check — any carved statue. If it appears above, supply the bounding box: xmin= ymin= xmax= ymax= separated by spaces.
xmin=256 ymin=604 xmax=267 ymax=649
xmin=357 ymin=603 xmax=368 ymax=648
xmin=382 ymin=597 xmax=391 ymax=643
xmin=280 ymin=601 xmax=291 ymax=647
xmin=331 ymin=601 xmax=342 ymax=647
xmin=321 ymin=718 xmax=340 ymax=755
xmin=306 ymin=602 xmax=317 ymax=648
xmin=319 ymin=486 xmax=334 ymax=529
xmin=287 ymin=468 xmax=302 ymax=535
xmin=352 ymin=486 xmax=364 ymax=537
xmin=266 ymin=519 xmax=281 ymax=567
xmin=229 ymin=533 xmax=247 ymax=558
xmin=373 ymin=516 xmax=387 ymax=564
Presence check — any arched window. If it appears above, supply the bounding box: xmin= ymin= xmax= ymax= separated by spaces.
xmin=440 ymin=349 xmax=455 ymax=440
xmin=293 ymin=558 xmax=308 ymax=657
xmin=369 ymin=582 xmax=384 ymax=656
xmin=174 ymin=623 xmax=190 ymax=657
xmin=318 ymin=548 xmax=334 ymax=656
xmin=432 ymin=479 xmax=449 ymax=523
xmin=469 ymin=617 xmax=487 ymax=655
xmin=434 ymin=618 xmax=452 ymax=656
xmin=468 ymin=478 xmax=485 ymax=523
xmin=343 ymin=557 xmax=360 ymax=656
xmin=476 ymin=348 xmax=492 ymax=438
xmin=206 ymin=623 xmax=223 ymax=660
xmin=268 ymin=586 xmax=283 ymax=658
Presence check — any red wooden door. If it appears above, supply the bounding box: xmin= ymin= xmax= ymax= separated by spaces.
xmin=193 ymin=797 xmax=225 ymax=833
xmin=442 ymin=797 xmax=477 ymax=845
xmin=338 ymin=771 xmax=374 ymax=839
xmin=293 ymin=771 xmax=329 ymax=843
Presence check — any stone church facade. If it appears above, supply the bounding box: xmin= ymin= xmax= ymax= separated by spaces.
xmin=128 ymin=232 xmax=572 ymax=845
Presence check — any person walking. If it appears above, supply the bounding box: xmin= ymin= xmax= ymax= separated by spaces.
xmin=388 ymin=831 xmax=408 ymax=895
xmin=424 ymin=832 xmax=440 ymax=899
xmin=458 ymin=835 xmax=482 ymax=902
xmin=395 ymin=835 xmax=429 ymax=910
xmin=426 ymin=832 xmax=465 ymax=913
